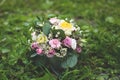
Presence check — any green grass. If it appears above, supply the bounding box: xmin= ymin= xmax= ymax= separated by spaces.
xmin=0 ymin=0 xmax=120 ymax=80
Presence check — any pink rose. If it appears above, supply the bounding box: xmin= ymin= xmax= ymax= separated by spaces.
xmin=49 ymin=39 xmax=61 ymax=48
xmin=76 ymin=46 xmax=82 ymax=53
xmin=31 ymin=42 xmax=38 ymax=49
xmin=36 ymin=48 xmax=42 ymax=55
xmin=47 ymin=49 xmax=56 ymax=57
xmin=62 ymin=36 xmax=72 ymax=48
xmin=49 ymin=18 xmax=59 ymax=24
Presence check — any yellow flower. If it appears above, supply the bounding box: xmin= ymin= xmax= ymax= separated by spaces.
xmin=60 ymin=21 xmax=72 ymax=30
xmin=59 ymin=21 xmax=75 ymax=35
xmin=36 ymin=34 xmax=48 ymax=43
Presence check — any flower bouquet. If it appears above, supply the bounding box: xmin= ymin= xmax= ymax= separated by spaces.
xmin=30 ymin=17 xmax=83 ymax=72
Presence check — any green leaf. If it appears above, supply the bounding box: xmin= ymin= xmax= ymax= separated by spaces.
xmin=96 ymin=74 xmax=109 ymax=80
xmin=96 ymin=76 xmax=105 ymax=80
xmin=31 ymin=73 xmax=56 ymax=80
xmin=47 ymin=14 xmax=56 ymax=18
xmin=42 ymin=22 xmax=51 ymax=35
xmin=30 ymin=53 xmax=37 ymax=58
xmin=1 ymin=48 xmax=10 ymax=53
xmin=61 ymin=53 xmax=78 ymax=68
xmin=0 ymin=73 xmax=8 ymax=80
xmin=105 ymin=16 xmax=114 ymax=23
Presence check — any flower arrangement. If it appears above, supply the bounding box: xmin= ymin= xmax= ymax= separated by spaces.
xmin=30 ymin=17 xmax=84 ymax=69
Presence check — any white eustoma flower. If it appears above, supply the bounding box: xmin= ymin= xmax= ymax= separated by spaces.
xmin=71 ymin=39 xmax=77 ymax=50
xmin=31 ymin=32 xmax=37 ymax=41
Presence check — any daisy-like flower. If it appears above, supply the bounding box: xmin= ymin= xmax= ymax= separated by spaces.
xmin=55 ymin=48 xmax=67 ymax=58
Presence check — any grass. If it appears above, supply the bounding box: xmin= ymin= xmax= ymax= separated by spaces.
xmin=0 ymin=0 xmax=120 ymax=80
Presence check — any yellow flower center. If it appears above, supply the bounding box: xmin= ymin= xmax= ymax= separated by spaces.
xmin=60 ymin=21 xmax=72 ymax=29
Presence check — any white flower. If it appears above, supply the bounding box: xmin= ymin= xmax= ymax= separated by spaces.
xmin=71 ymin=39 xmax=77 ymax=50
xmin=31 ymin=32 xmax=37 ymax=41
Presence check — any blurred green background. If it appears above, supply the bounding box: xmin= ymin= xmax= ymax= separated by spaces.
xmin=0 ymin=0 xmax=120 ymax=80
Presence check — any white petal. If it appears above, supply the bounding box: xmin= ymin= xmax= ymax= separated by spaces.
xmin=31 ymin=32 xmax=37 ymax=41
xmin=65 ymin=30 xmax=72 ymax=35
xmin=32 ymin=36 xmax=37 ymax=41
xmin=71 ymin=39 xmax=77 ymax=50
